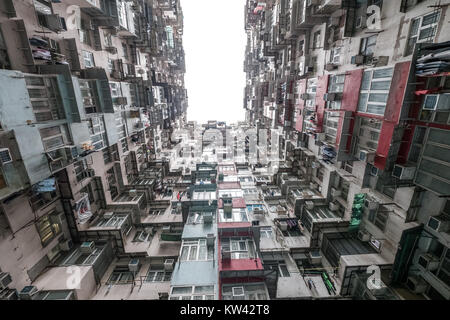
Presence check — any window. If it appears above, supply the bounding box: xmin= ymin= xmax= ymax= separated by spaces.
xmin=121 ymin=138 xmax=129 ymax=153
xmin=88 ymin=116 xmax=107 ymax=150
xmin=122 ymin=43 xmax=128 ymax=60
xmin=360 ymin=35 xmax=377 ymax=56
xmin=368 ymin=208 xmax=388 ymax=232
xmin=357 ymin=68 xmax=393 ymax=115
xmin=266 ymin=261 xmax=290 ymax=277
xmin=415 ymin=128 xmax=450 ymax=195
xmin=132 ymin=230 xmax=151 ymax=242
xmin=34 ymin=0 xmax=53 ymax=28
xmin=327 ymin=74 xmax=345 ymax=110
xmin=82 ymin=50 xmax=95 ymax=68
xmin=313 ymin=31 xmax=321 ymax=49
xmin=187 ymin=211 xmax=215 ymax=224
xmin=107 ymin=58 xmax=113 ymax=72
xmin=79 ymin=21 xmax=91 ymax=46
xmin=79 ymin=79 xmax=99 ymax=114
xmin=36 ymin=212 xmax=61 ymax=246
xmin=222 ymin=283 xmax=267 ymax=300
xmin=405 ymin=11 xmax=441 ymax=56
xmin=219 ymin=208 xmax=248 ymax=223
xmin=34 ymin=290 xmax=74 ymax=300
xmin=408 ymin=126 xmax=426 ymax=163
xmin=260 ymin=227 xmax=273 ymax=238
xmin=104 ymin=31 xmax=113 ymax=47
xmin=74 ymin=160 xmax=88 ymax=182
xmin=330 ymin=47 xmax=341 ymax=64
xmin=40 ymin=125 xmax=67 ymax=150
xmin=107 ymin=267 xmax=134 ymax=285
xmin=170 ymin=285 xmax=214 ymax=300
xmin=222 ymin=237 xmax=256 ymax=259
xmin=180 ymin=239 xmax=213 ymax=261
xmin=305 ymin=78 xmax=317 ymax=109
xmin=25 ymin=76 xmax=65 ymax=122
xmin=145 ymin=268 xmax=172 ymax=282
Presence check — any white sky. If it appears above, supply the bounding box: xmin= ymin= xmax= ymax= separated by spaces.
xmin=181 ymin=0 xmax=247 ymax=124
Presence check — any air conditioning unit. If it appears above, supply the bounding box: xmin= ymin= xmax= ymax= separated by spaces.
xmin=0 ymin=148 xmax=13 ymax=165
xmin=392 ymin=165 xmax=416 ymax=180
xmin=305 ymin=201 xmax=315 ymax=210
xmin=351 ymin=55 xmax=366 ymax=65
xmin=232 ymin=286 xmax=245 ymax=297
xmin=359 ymin=150 xmax=375 ymax=163
xmin=206 ymin=233 xmax=215 ymax=246
xmin=221 ymin=248 xmax=231 ymax=260
xmin=129 ymin=189 xmax=138 ymax=197
xmin=203 ymin=212 xmax=213 ymax=224
xmin=162 ymin=225 xmax=171 ymax=233
xmin=330 ymin=187 xmax=341 ymax=198
xmin=59 ymin=239 xmax=73 ymax=251
xmin=406 ymin=275 xmax=427 ymax=294
xmin=329 ymin=202 xmax=339 ymax=211
xmin=357 ymin=230 xmax=371 ymax=242
xmin=325 ymin=63 xmax=338 ymax=71
xmin=364 ymin=200 xmax=379 ymax=211
xmin=308 ymin=251 xmax=322 ymax=264
xmin=417 ymin=253 xmax=440 ymax=271
xmin=164 ymin=259 xmax=174 ymax=271
xmin=18 ymin=286 xmax=38 ymax=300
xmin=0 ymin=272 xmax=12 ymax=289
xmin=128 ymin=258 xmax=140 ymax=272
xmin=427 ymin=215 xmax=450 ymax=233
xmin=279 ymin=221 xmax=288 ymax=231
xmin=103 ymin=212 xmax=114 ymax=219
xmin=80 ymin=241 xmax=95 ymax=253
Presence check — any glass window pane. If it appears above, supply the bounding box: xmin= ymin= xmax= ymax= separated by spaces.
xmin=419 ymin=159 xmax=450 ymax=181
xmin=422 ymin=12 xmax=440 ymax=26
xmin=371 ymin=81 xmax=392 ymax=91
xmin=368 ymin=93 xmax=388 ymax=103
xmin=180 ymin=246 xmax=189 ymax=261
xmin=361 ymin=71 xmax=371 ymax=90
xmin=358 ymin=93 xmax=368 ymax=112
xmin=189 ymin=245 xmax=198 ymax=260
xmin=373 ymin=68 xmax=393 ymax=79
xmin=419 ymin=27 xmax=436 ymax=40
xmin=367 ymin=104 xmax=386 ymax=115
xmin=172 ymin=286 xmax=192 ymax=295
xmin=410 ymin=18 xmax=420 ymax=36
xmin=198 ymin=245 xmax=207 ymax=260
xmin=428 ymin=128 xmax=450 ymax=146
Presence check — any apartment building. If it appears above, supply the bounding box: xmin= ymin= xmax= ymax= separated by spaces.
xmin=0 ymin=0 xmax=449 ymax=302
xmin=243 ymin=0 xmax=450 ymax=300
xmin=0 ymin=0 xmax=188 ymax=300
